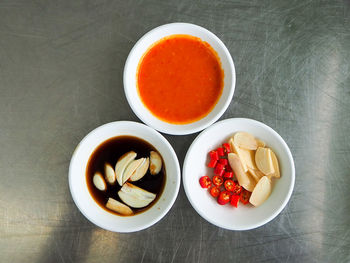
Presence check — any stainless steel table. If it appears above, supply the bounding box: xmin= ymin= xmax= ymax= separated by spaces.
xmin=1 ymin=1 xmax=349 ymax=262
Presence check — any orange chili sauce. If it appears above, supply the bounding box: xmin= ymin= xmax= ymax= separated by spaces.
xmin=137 ymin=35 xmax=224 ymax=124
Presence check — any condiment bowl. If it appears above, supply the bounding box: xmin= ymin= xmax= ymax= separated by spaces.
xmin=182 ymin=118 xmax=295 ymax=230
xmin=69 ymin=121 xmax=180 ymax=232
xmin=124 ymin=23 xmax=236 ymax=135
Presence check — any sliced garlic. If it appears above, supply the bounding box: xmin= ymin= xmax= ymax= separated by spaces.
xmin=249 ymin=176 xmax=272 ymax=206
xmin=106 ymin=198 xmax=133 ymax=216
xmin=150 ymin=151 xmax=162 ymax=175
xmin=228 ymin=153 xmax=256 ymax=192
xmin=122 ymin=158 xmax=145 ymax=184
xmin=247 ymin=168 xmax=264 ymax=182
xmin=233 ymin=132 xmax=258 ymax=150
xmin=115 ymin=151 xmax=137 ymax=186
xmin=269 ymin=149 xmax=280 ymax=178
xmin=255 ymin=147 xmax=275 ymax=175
xmin=129 ymin=157 xmax=149 ymax=182
xmin=256 ymin=139 xmax=266 ymax=148
xmin=118 ymin=182 xmax=156 ymax=208
xmin=229 ymin=138 xmax=247 ymax=172
xmin=229 ymin=138 xmax=256 ymax=172
xmin=93 ymin=172 xmax=107 ymax=191
xmin=104 ymin=163 xmax=116 ymax=185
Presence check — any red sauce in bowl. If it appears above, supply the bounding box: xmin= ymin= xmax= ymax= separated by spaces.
xmin=137 ymin=35 xmax=224 ymax=124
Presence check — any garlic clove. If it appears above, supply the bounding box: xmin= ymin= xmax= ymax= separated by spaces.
xmin=255 ymin=147 xmax=275 ymax=175
xmin=150 ymin=151 xmax=162 ymax=175
xmin=249 ymin=176 xmax=272 ymax=206
xmin=229 ymin=138 xmax=247 ymax=172
xmin=122 ymin=158 xmax=145 ymax=184
xmin=269 ymin=149 xmax=280 ymax=178
xmin=228 ymin=153 xmax=256 ymax=192
xmin=106 ymin=198 xmax=133 ymax=216
xmin=104 ymin=163 xmax=116 ymax=185
xmin=129 ymin=157 xmax=149 ymax=182
xmin=93 ymin=172 xmax=107 ymax=191
xmin=247 ymin=168 xmax=264 ymax=182
xmin=229 ymin=138 xmax=256 ymax=172
xmin=115 ymin=151 xmax=137 ymax=186
xmin=118 ymin=182 xmax=156 ymax=208
xmin=233 ymin=132 xmax=258 ymax=150
xmin=256 ymin=139 xmax=266 ymax=148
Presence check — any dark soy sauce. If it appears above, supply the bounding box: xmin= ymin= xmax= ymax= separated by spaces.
xmin=86 ymin=136 xmax=166 ymax=216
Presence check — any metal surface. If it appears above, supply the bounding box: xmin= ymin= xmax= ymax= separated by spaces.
xmin=0 ymin=0 xmax=349 ymax=262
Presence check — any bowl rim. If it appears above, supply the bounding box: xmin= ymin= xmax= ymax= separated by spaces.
xmin=123 ymin=22 xmax=236 ymax=135
xmin=182 ymin=118 xmax=295 ymax=230
xmin=68 ymin=121 xmax=181 ymax=232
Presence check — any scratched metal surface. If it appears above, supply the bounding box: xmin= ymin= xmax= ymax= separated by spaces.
xmin=0 ymin=0 xmax=349 ymax=262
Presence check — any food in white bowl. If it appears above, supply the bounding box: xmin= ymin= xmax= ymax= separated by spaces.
xmin=69 ymin=121 xmax=180 ymax=232
xmin=87 ymin=136 xmax=165 ymax=216
xmin=183 ymin=118 xmax=295 ymax=230
xmin=124 ymin=23 xmax=236 ymax=135
xmin=198 ymin=132 xmax=281 ymax=208
xmin=137 ymin=34 xmax=224 ymax=125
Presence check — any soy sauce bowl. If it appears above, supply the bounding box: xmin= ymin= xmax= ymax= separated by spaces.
xmin=183 ymin=118 xmax=295 ymax=230
xmin=124 ymin=22 xmax=235 ymax=135
xmin=69 ymin=121 xmax=180 ymax=232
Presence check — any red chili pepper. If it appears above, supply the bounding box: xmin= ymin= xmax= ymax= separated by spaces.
xmin=223 ymin=171 xmax=233 ymax=179
xmin=223 ymin=143 xmax=231 ymax=153
xmin=224 ymin=180 xmax=236 ymax=191
xmin=230 ymin=195 xmax=240 ymax=207
xmin=232 ymin=184 xmax=242 ymax=195
xmin=218 ymin=158 xmax=228 ymax=166
xmin=217 ymin=147 xmax=225 ymax=157
xmin=207 ymin=159 xmax=217 ymax=168
xmin=212 ymin=175 xmax=224 ymax=186
xmin=209 ymin=150 xmax=219 ymax=161
xmin=210 ymin=186 xmax=220 ymax=198
xmin=214 ymin=163 xmax=225 ymax=176
xmin=218 ymin=191 xmax=231 ymax=205
xmin=225 ymin=165 xmax=232 ymax=172
xmin=240 ymin=189 xmax=251 ymax=205
xmin=199 ymin=176 xmax=212 ymax=188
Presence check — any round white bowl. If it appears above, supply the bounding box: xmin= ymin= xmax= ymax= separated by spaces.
xmin=123 ymin=23 xmax=236 ymax=135
xmin=69 ymin=121 xmax=181 ymax=232
xmin=183 ymin=118 xmax=295 ymax=230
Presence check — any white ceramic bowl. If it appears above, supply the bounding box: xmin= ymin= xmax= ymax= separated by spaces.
xmin=123 ymin=23 xmax=236 ymax=135
xmin=69 ymin=121 xmax=180 ymax=232
xmin=183 ymin=118 xmax=295 ymax=230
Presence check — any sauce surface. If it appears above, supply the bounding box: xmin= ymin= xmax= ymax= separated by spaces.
xmin=86 ymin=136 xmax=166 ymax=216
xmin=137 ymin=35 xmax=224 ymax=124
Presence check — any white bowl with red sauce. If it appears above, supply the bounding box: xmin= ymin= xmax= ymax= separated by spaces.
xmin=182 ymin=118 xmax=295 ymax=230
xmin=124 ymin=23 xmax=236 ymax=135
xmin=69 ymin=121 xmax=181 ymax=232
